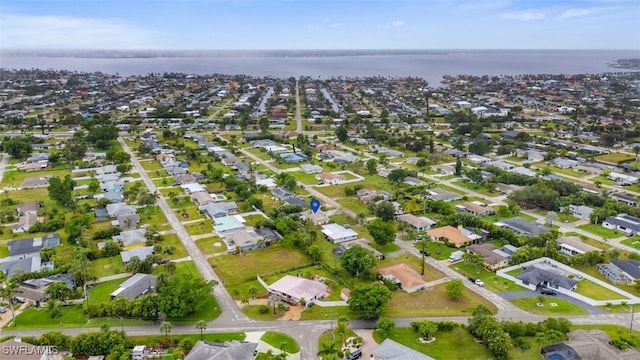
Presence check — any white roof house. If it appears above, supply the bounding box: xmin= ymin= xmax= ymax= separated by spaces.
xmin=267 ymin=275 xmax=328 ymax=305
xmin=321 ymin=223 xmax=358 ymax=244
xmin=181 ymin=183 xmax=207 ymax=194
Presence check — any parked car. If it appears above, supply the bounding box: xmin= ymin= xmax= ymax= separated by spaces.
xmin=468 ymin=277 xmax=477 ymax=283
xmin=0 ymin=306 xmax=6 ymax=313
xmin=540 ymin=288 xmax=557 ymax=296
xmin=474 ymin=279 xmax=485 ymax=287
xmin=346 ymin=349 xmax=362 ymax=360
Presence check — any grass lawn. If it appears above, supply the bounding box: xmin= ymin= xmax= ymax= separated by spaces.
xmin=1 ymin=167 xmax=71 ymax=188
xmin=289 ymin=171 xmax=322 ymax=184
xmin=241 ymin=305 xmax=284 ymax=321
xmin=577 ymin=223 xmax=622 ymax=239
xmin=261 ymin=331 xmax=300 ymax=353
xmin=91 ymin=256 xmax=126 ymax=278
xmin=209 ymin=246 xmax=309 ymax=285
xmin=159 ymin=234 xmax=189 ymax=260
xmin=594 ymin=153 xmax=635 ymax=164
xmin=374 ymin=242 xmax=401 ymax=254
xmin=88 ymin=278 xmax=126 ymax=303
xmin=452 ymin=261 xmax=528 ymax=292
xmin=373 ymin=328 xmax=495 ymax=360
xmin=621 ymin=237 xmax=640 ymax=250
xmin=452 ymin=180 xmax=494 ymax=196
xmin=184 ymin=220 xmax=213 ymax=236
xmin=336 ymin=197 xmax=370 ymax=215
xmin=417 ymin=241 xmax=456 ymax=261
xmin=590 ymin=175 xmax=616 ymax=186
xmin=301 ymin=305 xmax=356 ymax=320
xmin=510 ymin=297 xmax=588 ymax=315
xmin=141 ymin=161 xmax=163 ymax=171
xmin=195 ymin=236 xmax=226 ymax=255
xmin=575 ymin=279 xmax=627 ymax=301
xmin=573 ymin=324 xmax=640 ymax=347
xmin=544 ymin=166 xmax=589 ymax=178
xmin=10 ymin=304 xmax=149 ymax=330
xmin=383 ymin=282 xmax=497 ymax=318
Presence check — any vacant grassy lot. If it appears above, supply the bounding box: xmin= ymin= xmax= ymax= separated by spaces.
xmin=577 ymin=223 xmax=622 ymax=239
xmin=595 ymin=153 xmax=635 ymax=165
xmin=452 ymin=180 xmax=495 ymax=196
xmin=195 ymin=236 xmax=226 ymax=255
xmin=383 ymin=282 xmax=497 ymax=318
xmin=167 ymin=294 xmax=221 ymax=323
xmin=2 ymin=167 xmax=71 ymax=187
xmin=415 ymin=241 xmax=456 ymax=261
xmin=575 ymin=279 xmax=627 ymax=301
xmin=91 ymin=256 xmax=125 ymax=278
xmin=452 ymin=262 xmax=528 ymax=292
xmin=209 ymin=246 xmax=309 ymax=285
xmin=10 ymin=304 xmax=149 ymax=329
xmin=510 ymin=297 xmax=588 ymax=315
xmin=621 ymin=237 xmax=640 ymax=250
xmin=127 ymin=332 xmax=245 ymax=347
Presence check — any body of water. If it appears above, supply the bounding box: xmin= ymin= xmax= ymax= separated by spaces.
xmin=1 ymin=49 xmax=638 ymax=86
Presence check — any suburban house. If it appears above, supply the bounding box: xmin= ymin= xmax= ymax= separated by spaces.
xmin=213 ymin=215 xmax=246 ymax=235
xmin=116 ymin=213 xmax=141 ymax=231
xmin=300 ymin=164 xmax=323 ymax=174
xmin=16 ymin=201 xmax=40 ymax=215
xmin=602 ymin=214 xmax=640 ymax=236
xmin=426 ymin=188 xmax=462 ymax=202
xmin=403 ymin=176 xmax=425 ymax=186
xmin=223 ymin=228 xmax=266 ymax=253
xmin=568 ymin=204 xmax=594 ymax=221
xmin=455 ymin=202 xmax=495 ymax=216
xmin=541 ymin=330 xmax=640 ymax=360
xmin=557 ymin=236 xmax=601 ymax=257
xmin=106 ymin=203 xmax=137 ymax=218
xmin=610 ymin=192 xmax=638 ymax=207
xmin=184 ymin=340 xmax=259 ymax=360
xmin=495 ymin=217 xmax=551 ymax=236
xmin=378 ymin=263 xmax=426 ymax=293
xmin=553 ymin=158 xmax=579 ymax=168
xmin=200 ymin=202 xmax=238 ymax=219
xmin=0 ymin=338 xmax=63 ymax=360
xmin=266 ymin=275 xmax=328 ymax=305
xmin=515 ymin=265 xmax=579 ymax=292
xmin=426 ymin=226 xmax=473 ymax=248
xmin=110 ymin=273 xmax=157 ymax=300
xmin=396 ymin=214 xmax=436 ymax=232
xmin=181 ymin=183 xmax=207 ymax=194
xmin=373 ymin=339 xmax=436 ymax=360
xmin=432 ymin=164 xmax=456 ymax=175
xmin=316 ymin=172 xmax=347 ymax=185
xmin=0 ymin=256 xmax=42 ymax=278
xmin=13 ymin=275 xmax=74 ymax=304
xmin=597 ymin=259 xmax=640 ymax=285
xmin=11 ymin=213 xmax=37 ymax=233
xmin=191 ymin=192 xmax=216 ymax=206
xmin=7 ymin=233 xmax=60 ymax=257
xmin=340 ymin=240 xmax=385 ymax=260
xmin=467 ymin=243 xmax=511 ymax=271
xmin=495 ymin=183 xmax=525 ymax=195
xmin=113 ymin=229 xmax=147 ymax=249
xmin=174 ymin=173 xmax=197 ymax=185
xmin=300 ymin=209 xmax=330 ymax=225
xmin=120 ymin=246 xmax=155 ymax=264
xmin=321 ymin=223 xmax=358 ymax=244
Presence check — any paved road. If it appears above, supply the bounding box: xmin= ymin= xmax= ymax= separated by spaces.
xmin=0 ymin=154 xmax=10 ymax=186
xmin=118 ymin=138 xmax=245 ymax=324
xmin=295 ymin=79 xmax=303 ymax=133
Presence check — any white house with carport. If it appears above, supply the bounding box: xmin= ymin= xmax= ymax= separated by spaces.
xmin=264 ymin=274 xmax=328 ymax=305
xmin=321 ymin=223 xmax=358 ymax=243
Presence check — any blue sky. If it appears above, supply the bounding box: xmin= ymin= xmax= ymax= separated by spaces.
xmin=1 ymin=0 xmax=638 ymax=49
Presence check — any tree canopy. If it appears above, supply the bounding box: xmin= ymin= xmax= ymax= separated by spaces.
xmin=348 ymin=282 xmax=392 ymax=318
xmin=367 ymin=219 xmax=396 ymax=246
xmin=340 ymin=245 xmax=376 ymax=277
xmin=157 ymin=274 xmax=213 ymax=318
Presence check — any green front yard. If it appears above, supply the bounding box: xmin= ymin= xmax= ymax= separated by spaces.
xmin=577 ymin=223 xmax=623 ymax=239
xmin=261 ymin=331 xmax=300 ymax=353
xmin=574 ymin=279 xmax=627 ymax=301
xmin=452 ymin=261 xmax=528 ymax=292
xmin=510 ymin=297 xmax=589 ymax=315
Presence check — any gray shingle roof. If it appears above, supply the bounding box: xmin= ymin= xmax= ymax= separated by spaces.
xmin=610 ymin=259 xmax=640 ymax=279
xmin=516 ymin=266 xmax=579 ymax=290
xmin=184 ymin=341 xmax=258 ymax=360
xmin=110 ymin=273 xmax=157 ymax=300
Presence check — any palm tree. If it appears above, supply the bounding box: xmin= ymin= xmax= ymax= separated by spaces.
xmin=195 ymin=320 xmax=207 ymax=341
xmin=165 ymin=261 xmax=176 ymax=275
xmin=160 ymin=321 xmax=173 ymax=343
xmin=336 ymin=316 xmax=350 ymax=347
xmin=317 ymin=339 xmax=339 ymax=360
xmin=0 ymin=275 xmax=18 ymax=327
xmin=248 ymin=286 xmax=258 ymax=299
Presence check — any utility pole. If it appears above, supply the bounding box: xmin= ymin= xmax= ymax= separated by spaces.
xmin=421 ymin=240 xmax=426 ymax=275
xmin=630 ymin=304 xmax=635 ymax=333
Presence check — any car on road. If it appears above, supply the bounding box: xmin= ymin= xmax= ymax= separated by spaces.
xmin=468 ymin=276 xmax=477 ymax=283
xmin=419 ymin=249 xmax=430 ymax=256
xmin=474 ymin=279 xmax=485 ymax=287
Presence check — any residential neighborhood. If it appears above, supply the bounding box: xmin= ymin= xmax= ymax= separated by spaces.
xmin=0 ymin=67 xmax=639 ymax=359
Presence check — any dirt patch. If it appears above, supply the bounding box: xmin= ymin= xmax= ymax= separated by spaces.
xmin=281 ymin=305 xmax=303 ymax=320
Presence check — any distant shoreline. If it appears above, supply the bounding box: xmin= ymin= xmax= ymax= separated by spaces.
xmin=0 ymin=49 xmax=634 ymax=59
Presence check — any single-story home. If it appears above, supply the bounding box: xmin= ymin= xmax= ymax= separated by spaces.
xmin=396 ymin=214 xmax=436 ymax=232
xmin=300 ymin=209 xmax=330 ymax=225
xmin=316 ymin=172 xmax=347 ymax=185
xmin=426 ymin=188 xmax=462 ymax=202
xmin=568 ymin=204 xmax=594 ymax=221
xmin=541 ymin=329 xmax=639 ymax=360
xmin=110 ymin=273 xmax=157 ymax=300
xmin=602 ymin=214 xmax=640 ymax=236
xmin=321 ymin=223 xmax=358 ymax=244
xmin=267 ymin=275 xmax=328 ymax=305
xmin=495 ymin=217 xmax=550 ymax=237
xmin=515 ymin=266 xmax=578 ymax=292
xmin=455 ymin=202 xmax=495 ymax=216
xmin=8 ymin=233 xmax=60 ymax=257
xmin=213 ymin=215 xmax=246 ymax=234
xmin=200 ymin=202 xmax=238 ymax=219
xmin=106 ymin=203 xmax=137 ymax=218
xmin=597 ymin=259 xmax=640 ymax=285
xmin=184 ymin=340 xmax=259 ymax=360
xmin=120 ymin=246 xmax=155 ymax=264
xmin=113 ymin=229 xmax=147 ymax=249
xmin=192 ymin=192 xmax=216 ymax=206
xmin=373 ymin=338 xmax=436 ymax=360
xmin=300 ymin=164 xmax=323 ymax=174
xmin=467 ymin=243 xmax=509 ymax=271
xmin=378 ymin=263 xmax=426 ymax=293
xmin=557 ymin=236 xmax=601 ymax=257
xmin=426 ymin=226 xmax=473 ymax=248
xmin=223 ymin=229 xmax=265 ymax=253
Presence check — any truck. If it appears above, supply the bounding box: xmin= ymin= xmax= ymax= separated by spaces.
xmin=448 ymin=250 xmax=464 ymax=263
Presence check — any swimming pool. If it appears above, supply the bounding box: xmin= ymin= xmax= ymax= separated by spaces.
xmin=548 ymin=354 xmax=566 ymax=360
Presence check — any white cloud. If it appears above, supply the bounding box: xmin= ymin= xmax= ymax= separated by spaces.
xmin=380 ymin=20 xmax=407 ymax=29
xmin=502 ymin=11 xmax=545 ymax=21
xmin=329 ymin=23 xmax=342 ymax=28
xmin=557 ymin=9 xmax=591 ymax=20
xmin=0 ymin=13 xmax=156 ymax=49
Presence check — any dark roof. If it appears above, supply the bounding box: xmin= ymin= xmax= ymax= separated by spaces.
xmin=610 ymin=259 xmax=640 ymax=279
xmin=500 ymin=217 xmax=550 ymax=236
xmin=110 ymin=273 xmax=157 ymax=300
xmin=5 ymin=234 xmax=62 ymax=256
xmin=285 ymin=197 xmax=307 ymax=207
xmin=516 ymin=266 xmax=579 ymax=290
xmin=184 ymin=341 xmax=258 ymax=360
xmin=254 ymin=227 xmax=282 ymax=240
xmin=271 ymin=187 xmax=293 ymax=200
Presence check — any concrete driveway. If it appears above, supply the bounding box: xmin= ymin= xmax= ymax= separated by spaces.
xmin=498 ymin=290 xmax=606 ymax=315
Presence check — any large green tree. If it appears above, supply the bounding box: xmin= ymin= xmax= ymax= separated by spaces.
xmin=367 ymin=219 xmax=396 ymax=246
xmin=340 ymin=245 xmax=376 ymax=277
xmin=157 ymin=274 xmax=213 ymax=317
xmin=3 ymin=138 xmax=32 ymax=159
xmin=348 ymin=283 xmax=392 ymax=318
